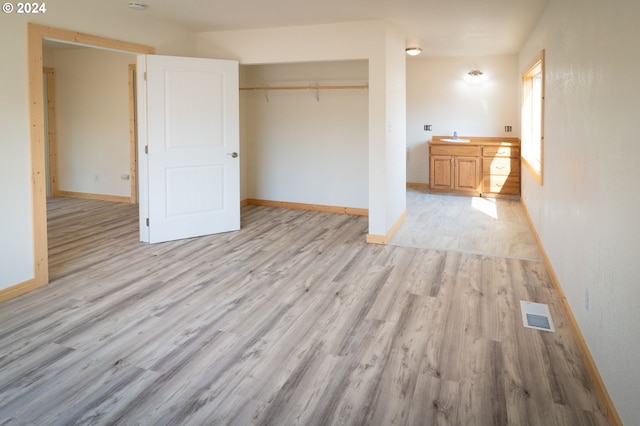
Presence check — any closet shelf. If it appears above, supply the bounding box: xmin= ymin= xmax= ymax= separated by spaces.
xmin=240 ymin=84 xmax=368 ymax=91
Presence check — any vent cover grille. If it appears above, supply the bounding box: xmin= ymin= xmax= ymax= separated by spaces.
xmin=521 ymin=301 xmax=555 ymax=332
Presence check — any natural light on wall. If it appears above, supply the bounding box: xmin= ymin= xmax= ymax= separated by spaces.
xmin=521 ymin=50 xmax=545 ymax=184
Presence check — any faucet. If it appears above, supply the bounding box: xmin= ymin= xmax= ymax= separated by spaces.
xmin=453 ymin=131 xmax=458 ymax=140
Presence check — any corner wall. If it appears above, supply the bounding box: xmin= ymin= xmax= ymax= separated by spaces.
xmin=519 ymin=0 xmax=640 ymax=422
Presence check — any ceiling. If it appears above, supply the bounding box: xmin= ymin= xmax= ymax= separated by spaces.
xmin=103 ymin=0 xmax=548 ymax=57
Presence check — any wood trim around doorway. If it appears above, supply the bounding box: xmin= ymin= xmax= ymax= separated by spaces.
xmin=43 ymin=67 xmax=59 ymax=196
xmin=128 ymin=63 xmax=138 ymax=204
xmin=23 ymin=23 xmax=154 ymax=300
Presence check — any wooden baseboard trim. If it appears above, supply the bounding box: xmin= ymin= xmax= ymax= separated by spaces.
xmin=245 ymin=199 xmax=368 ymax=216
xmin=0 ymin=278 xmax=47 ymax=303
xmin=407 ymin=182 xmax=429 ymax=190
xmin=366 ymin=210 xmax=407 ymax=245
xmin=53 ymin=190 xmax=133 ymax=204
xmin=519 ymin=199 xmax=621 ymax=426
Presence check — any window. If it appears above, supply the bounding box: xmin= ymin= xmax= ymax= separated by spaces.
xmin=521 ymin=50 xmax=545 ymax=184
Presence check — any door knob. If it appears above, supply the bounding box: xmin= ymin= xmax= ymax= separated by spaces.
xmin=228 ymin=152 xmax=238 ymax=158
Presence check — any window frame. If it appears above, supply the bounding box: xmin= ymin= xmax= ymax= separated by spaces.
xmin=521 ymin=50 xmax=545 ymax=185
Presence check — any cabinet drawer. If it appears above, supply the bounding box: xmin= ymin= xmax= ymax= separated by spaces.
xmin=483 ymin=146 xmax=520 ymax=158
xmin=483 ymin=158 xmax=520 ymax=176
xmin=430 ymin=145 xmax=479 ymax=156
xmin=483 ymin=175 xmax=520 ymax=194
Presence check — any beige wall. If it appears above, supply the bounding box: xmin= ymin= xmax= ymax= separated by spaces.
xmin=51 ymin=47 xmax=135 ymax=197
xmin=520 ymin=0 xmax=640 ymax=422
xmin=0 ymin=0 xmax=196 ymax=288
xmin=241 ymin=61 xmax=369 ymax=209
xmin=406 ymin=55 xmax=520 ymax=184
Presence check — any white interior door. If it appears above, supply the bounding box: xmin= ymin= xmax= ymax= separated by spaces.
xmin=137 ymin=54 xmax=240 ymax=243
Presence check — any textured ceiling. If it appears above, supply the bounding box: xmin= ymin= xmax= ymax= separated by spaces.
xmin=94 ymin=0 xmax=548 ymax=57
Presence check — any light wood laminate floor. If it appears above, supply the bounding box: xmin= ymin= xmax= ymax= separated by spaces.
xmin=0 ymin=196 xmax=607 ymax=425
xmin=391 ymin=188 xmax=542 ymax=261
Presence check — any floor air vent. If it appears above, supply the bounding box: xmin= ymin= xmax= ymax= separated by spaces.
xmin=520 ymin=301 xmax=555 ymax=332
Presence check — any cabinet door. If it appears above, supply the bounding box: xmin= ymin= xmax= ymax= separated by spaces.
xmin=430 ymin=155 xmax=453 ymax=189
xmin=454 ymin=156 xmax=480 ymax=192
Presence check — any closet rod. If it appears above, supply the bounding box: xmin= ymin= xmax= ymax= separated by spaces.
xmin=240 ymin=84 xmax=368 ymax=91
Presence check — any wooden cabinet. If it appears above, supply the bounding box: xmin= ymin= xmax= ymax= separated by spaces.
xmin=429 ymin=145 xmax=481 ymax=196
xmin=482 ymin=145 xmax=521 ymax=197
xmin=429 ymin=137 xmax=521 ymax=198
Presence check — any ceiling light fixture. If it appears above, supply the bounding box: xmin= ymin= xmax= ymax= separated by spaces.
xmin=465 ymin=69 xmax=486 ymax=83
xmin=405 ymin=38 xmax=423 ymax=56
xmin=128 ymin=2 xmax=148 ymax=10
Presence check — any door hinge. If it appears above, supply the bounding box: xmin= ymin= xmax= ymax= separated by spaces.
xmin=145 ymin=145 xmax=148 ymax=154
xmin=144 ymin=71 xmax=147 ymax=81
xmin=146 ymin=218 xmax=149 ymax=227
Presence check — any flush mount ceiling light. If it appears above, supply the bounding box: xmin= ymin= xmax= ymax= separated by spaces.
xmin=128 ymin=2 xmax=148 ymax=10
xmin=468 ymin=69 xmax=483 ymax=77
xmin=405 ymin=38 xmax=422 ymax=56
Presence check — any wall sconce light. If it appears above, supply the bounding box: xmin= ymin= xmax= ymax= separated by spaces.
xmin=465 ymin=69 xmax=486 ymax=83
xmin=128 ymin=2 xmax=148 ymax=10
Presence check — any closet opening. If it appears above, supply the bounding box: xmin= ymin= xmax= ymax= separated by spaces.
xmin=239 ymin=60 xmax=369 ymax=216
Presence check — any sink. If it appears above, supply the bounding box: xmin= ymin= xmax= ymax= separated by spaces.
xmin=441 ymin=138 xmax=471 ymax=143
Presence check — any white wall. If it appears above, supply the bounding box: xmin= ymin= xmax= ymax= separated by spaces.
xmin=0 ymin=0 xmax=196 ymax=289
xmin=520 ymin=0 xmax=640 ymax=422
xmin=241 ymin=61 xmax=368 ymax=209
xmin=384 ymin=30 xmax=408 ymax=229
xmin=406 ymin=55 xmax=520 ymax=184
xmin=198 ymin=21 xmax=406 ymax=236
xmin=52 ymin=48 xmax=135 ymax=197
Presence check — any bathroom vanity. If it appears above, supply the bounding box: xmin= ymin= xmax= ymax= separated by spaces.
xmin=429 ymin=136 xmax=521 ymax=198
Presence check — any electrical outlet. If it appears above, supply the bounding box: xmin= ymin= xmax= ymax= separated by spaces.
xmin=504 ymin=125 xmax=512 ymax=132
xmin=424 ymin=124 xmax=432 ymax=131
